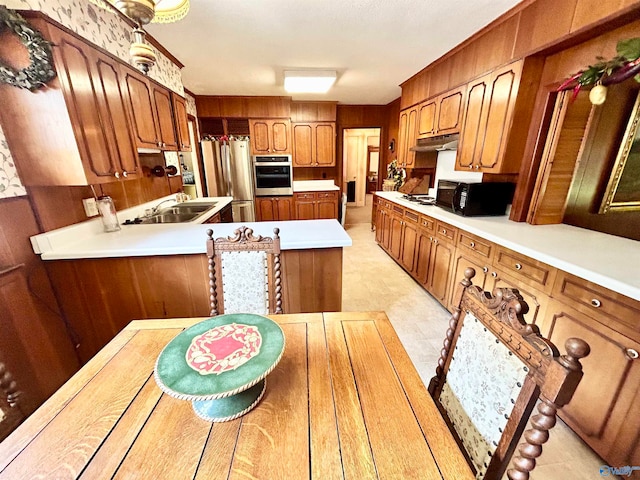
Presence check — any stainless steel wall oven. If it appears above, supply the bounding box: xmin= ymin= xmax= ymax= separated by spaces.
xmin=253 ymin=155 xmax=293 ymax=196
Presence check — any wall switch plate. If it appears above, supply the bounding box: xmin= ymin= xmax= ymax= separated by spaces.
xmin=83 ymin=198 xmax=99 ymax=217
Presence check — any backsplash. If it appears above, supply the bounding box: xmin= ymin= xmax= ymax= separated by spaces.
xmin=0 ymin=0 xmax=186 ymax=198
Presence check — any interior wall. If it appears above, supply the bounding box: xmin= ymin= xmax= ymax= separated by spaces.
xmin=343 ymin=128 xmax=380 ymax=206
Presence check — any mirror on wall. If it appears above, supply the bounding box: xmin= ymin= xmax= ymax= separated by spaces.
xmin=599 ymin=89 xmax=640 ymax=213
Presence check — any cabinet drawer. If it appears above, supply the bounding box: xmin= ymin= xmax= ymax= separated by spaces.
xmin=457 ymin=231 xmax=494 ymax=261
xmin=316 ymin=191 xmax=338 ymax=200
xmin=419 ymin=215 xmax=435 ymax=232
xmin=553 ymin=271 xmax=640 ymax=335
xmin=392 ymin=205 xmax=404 ymax=215
xmin=295 ymin=192 xmax=315 ymax=200
xmin=494 ymin=246 xmax=556 ymax=293
xmin=435 ymin=221 xmax=457 ymax=244
xmin=403 ymin=209 xmax=419 ymax=224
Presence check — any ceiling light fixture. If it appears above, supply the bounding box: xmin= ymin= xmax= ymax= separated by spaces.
xmin=284 ymin=70 xmax=337 ymax=94
xmin=88 ymin=0 xmax=190 ymax=73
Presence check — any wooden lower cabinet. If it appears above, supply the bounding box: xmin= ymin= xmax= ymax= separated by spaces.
xmin=256 ymin=196 xmax=294 ymax=221
xmin=543 ymin=299 xmax=640 ymax=466
xmin=373 ymin=194 xmax=640 ymax=465
xmin=46 ymin=248 xmax=343 ymax=364
xmin=294 ymin=191 xmax=339 ymax=220
xmin=425 ymin=236 xmax=455 ymax=304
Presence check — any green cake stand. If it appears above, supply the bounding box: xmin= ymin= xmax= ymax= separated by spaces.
xmin=154 ymin=313 xmax=285 ymax=422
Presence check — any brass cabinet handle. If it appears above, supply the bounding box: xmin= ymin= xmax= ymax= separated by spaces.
xmin=442 ymin=229 xmax=447 ymax=234
xmin=515 ymin=263 xmax=522 ymax=270
xmin=114 ymin=171 xmax=120 ymax=179
xmin=625 ymin=348 xmax=639 ymax=360
xmin=491 ymin=271 xmax=498 ymax=277
xmin=475 ymin=165 xmax=480 ymax=170
xmin=482 ymin=266 xmax=489 ymax=273
xmin=433 ymin=239 xmax=438 ymax=245
xmin=122 ymin=171 xmax=128 ymax=178
xmin=470 ymin=241 xmax=476 ymax=248
xmin=591 ymin=298 xmax=602 ymax=308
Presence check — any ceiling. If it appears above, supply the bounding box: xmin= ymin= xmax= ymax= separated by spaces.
xmin=146 ymin=0 xmax=522 ymax=105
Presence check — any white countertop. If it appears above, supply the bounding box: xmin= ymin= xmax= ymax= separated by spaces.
xmin=377 ymin=191 xmax=640 ymax=301
xmin=30 ymin=194 xmax=352 ymax=261
xmin=293 ymin=180 xmax=340 ymax=192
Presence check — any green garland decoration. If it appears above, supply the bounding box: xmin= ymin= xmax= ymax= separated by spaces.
xmin=0 ymin=6 xmax=56 ymax=91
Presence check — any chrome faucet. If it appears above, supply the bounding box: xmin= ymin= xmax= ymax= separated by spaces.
xmin=148 ymin=198 xmax=177 ymax=216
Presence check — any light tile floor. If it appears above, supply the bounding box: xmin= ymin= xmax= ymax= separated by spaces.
xmin=341 ymin=196 xmax=615 ymax=480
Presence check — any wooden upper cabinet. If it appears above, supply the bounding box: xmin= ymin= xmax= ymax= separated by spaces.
xmin=397 ymin=107 xmax=417 ymax=167
xmin=122 ymin=70 xmax=160 ymax=149
xmin=249 ymin=119 xmax=292 ymax=155
xmin=151 ymin=84 xmax=178 ymax=151
xmin=0 ymin=20 xmax=139 ymax=185
xmin=171 ymin=93 xmax=190 ymax=151
xmin=122 ymin=69 xmax=179 ymax=151
xmin=292 ymin=122 xmax=336 ymax=167
xmin=456 ymin=60 xmax=530 ymax=173
xmin=417 ymin=100 xmax=437 ymax=137
xmin=457 ymin=73 xmax=490 ymax=170
xmin=417 ymin=85 xmax=466 ymax=140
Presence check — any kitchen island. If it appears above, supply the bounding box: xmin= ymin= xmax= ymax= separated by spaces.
xmin=31 ymin=196 xmax=352 ymax=363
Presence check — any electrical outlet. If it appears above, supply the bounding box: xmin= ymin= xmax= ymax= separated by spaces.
xmin=83 ymin=198 xmax=99 ymax=217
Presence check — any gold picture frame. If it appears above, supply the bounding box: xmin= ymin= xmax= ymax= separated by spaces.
xmin=599 ymin=90 xmax=640 ymax=214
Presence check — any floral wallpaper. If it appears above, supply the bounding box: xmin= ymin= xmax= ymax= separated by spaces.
xmin=185 ymin=91 xmax=197 ymax=117
xmin=0 ymin=0 xmax=185 ymax=197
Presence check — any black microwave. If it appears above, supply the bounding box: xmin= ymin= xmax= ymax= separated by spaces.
xmin=435 ymin=180 xmax=515 ymax=216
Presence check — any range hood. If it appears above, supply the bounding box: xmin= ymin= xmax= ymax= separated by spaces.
xmin=410 ymin=133 xmax=459 ymax=152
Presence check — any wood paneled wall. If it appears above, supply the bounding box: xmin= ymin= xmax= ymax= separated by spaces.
xmin=196 ymin=96 xmax=291 ymax=118
xmin=0 ymin=197 xmax=79 ymax=417
xmin=399 ymin=0 xmax=640 ymax=109
xmin=28 ymin=173 xmax=176 ymax=232
xmin=510 ymin=17 xmax=640 ymax=221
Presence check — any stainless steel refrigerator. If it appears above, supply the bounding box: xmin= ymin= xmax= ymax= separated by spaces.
xmin=201 ymin=138 xmax=255 ymax=222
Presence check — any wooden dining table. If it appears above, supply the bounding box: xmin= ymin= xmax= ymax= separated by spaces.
xmin=0 ymin=311 xmax=474 ymax=480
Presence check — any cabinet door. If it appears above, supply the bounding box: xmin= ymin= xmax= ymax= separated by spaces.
xmin=152 ymin=85 xmax=178 ymax=150
xmin=315 ymin=123 xmax=336 ymax=166
xmin=544 ymin=299 xmax=640 ymax=466
xmin=53 ymin=31 xmax=123 ymax=182
xmin=382 ymin=208 xmax=392 ymax=250
xmin=397 ymin=110 xmax=408 ymax=166
xmin=404 ymin=107 xmax=418 ymax=167
xmin=400 ymin=221 xmax=418 ymax=272
xmin=292 ymin=123 xmax=313 ymax=166
xmin=448 ymin=252 xmax=489 ymax=310
xmin=270 ymin=119 xmax=291 ymax=153
xmin=256 ymin=197 xmax=277 ymax=221
xmin=456 ymin=73 xmax=490 ymax=171
xmin=426 ymin=239 xmax=455 ymax=304
xmin=93 ymin=57 xmax=139 ymax=180
xmin=436 ymin=86 xmax=465 ymax=134
xmin=478 ymin=62 xmax=522 ymax=172
xmin=123 ymin=70 xmax=160 ymax=149
xmin=389 ymin=214 xmax=403 ymax=259
xmin=316 ymin=192 xmax=338 ymax=219
xmin=172 ymin=93 xmax=190 ymax=151
xmin=295 ymin=200 xmax=315 ymax=220
xmin=375 ymin=206 xmax=385 ymax=244
xmin=417 ymin=100 xmax=437 ymax=138
xmin=415 ymin=230 xmax=433 ymax=285
xmin=276 ymin=197 xmax=294 ymax=220
xmin=250 ymin=120 xmax=271 ymax=154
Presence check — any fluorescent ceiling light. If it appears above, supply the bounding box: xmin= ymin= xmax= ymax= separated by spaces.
xmin=284 ymin=70 xmax=337 ymax=93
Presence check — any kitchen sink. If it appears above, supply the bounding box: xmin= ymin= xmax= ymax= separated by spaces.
xmin=162 ymin=204 xmax=214 ymax=215
xmin=140 ymin=212 xmax=201 ymax=224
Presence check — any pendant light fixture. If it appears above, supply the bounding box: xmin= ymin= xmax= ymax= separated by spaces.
xmin=88 ymin=0 xmax=190 ymax=73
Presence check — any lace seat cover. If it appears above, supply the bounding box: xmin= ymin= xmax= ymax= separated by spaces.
xmin=439 ymin=312 xmax=528 ymax=479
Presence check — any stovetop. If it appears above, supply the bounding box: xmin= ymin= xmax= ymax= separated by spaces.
xmin=401 ymin=194 xmax=436 ymax=206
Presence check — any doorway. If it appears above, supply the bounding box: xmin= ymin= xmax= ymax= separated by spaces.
xmin=343 ymin=128 xmax=380 ymax=207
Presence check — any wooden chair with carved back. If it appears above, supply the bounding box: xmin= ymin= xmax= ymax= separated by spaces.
xmin=0 ymin=362 xmax=25 ymax=442
xmin=429 ymin=268 xmax=590 ymax=480
xmin=206 ymin=226 xmax=283 ymax=316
